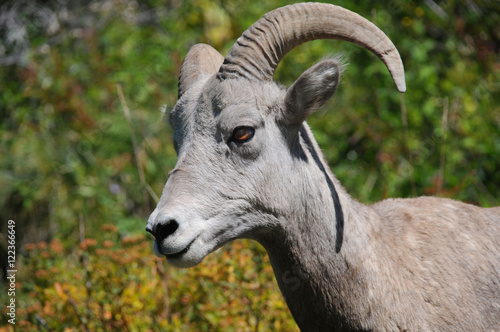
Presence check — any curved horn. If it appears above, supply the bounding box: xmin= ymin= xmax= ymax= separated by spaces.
xmin=178 ymin=44 xmax=224 ymax=99
xmin=218 ymin=3 xmax=406 ymax=92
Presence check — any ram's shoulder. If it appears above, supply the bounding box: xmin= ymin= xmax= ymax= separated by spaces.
xmin=369 ymin=196 xmax=499 ymax=244
xmin=373 ymin=196 xmax=482 ymax=218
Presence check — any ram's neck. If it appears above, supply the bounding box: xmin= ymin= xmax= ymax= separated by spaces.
xmin=260 ymin=124 xmax=383 ymax=331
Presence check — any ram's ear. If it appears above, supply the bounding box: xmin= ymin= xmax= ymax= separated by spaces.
xmin=178 ymin=44 xmax=224 ymax=99
xmin=283 ymin=59 xmax=342 ymax=125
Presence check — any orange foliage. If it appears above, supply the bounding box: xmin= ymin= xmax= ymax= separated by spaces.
xmin=5 ymin=235 xmax=298 ymax=331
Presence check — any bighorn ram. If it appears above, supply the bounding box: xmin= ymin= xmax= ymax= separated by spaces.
xmin=146 ymin=3 xmax=500 ymax=330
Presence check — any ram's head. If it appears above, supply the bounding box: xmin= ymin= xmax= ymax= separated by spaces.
xmin=146 ymin=3 xmax=405 ymax=268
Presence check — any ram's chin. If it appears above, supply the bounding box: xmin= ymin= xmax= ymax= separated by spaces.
xmin=153 ymin=240 xmax=208 ymax=268
xmin=165 ymin=248 xmax=206 ymax=268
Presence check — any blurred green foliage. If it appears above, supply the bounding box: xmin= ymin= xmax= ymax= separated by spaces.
xmin=1 ymin=0 xmax=499 ymax=330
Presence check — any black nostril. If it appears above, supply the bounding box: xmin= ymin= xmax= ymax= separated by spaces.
xmin=145 ymin=223 xmax=154 ymax=236
xmin=156 ymin=219 xmax=179 ymax=240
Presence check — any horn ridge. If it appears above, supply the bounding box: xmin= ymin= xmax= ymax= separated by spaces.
xmin=218 ymin=3 xmax=406 ymax=92
xmin=178 ymin=44 xmax=224 ymax=99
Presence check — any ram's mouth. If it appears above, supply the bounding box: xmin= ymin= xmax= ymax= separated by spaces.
xmin=164 ymin=242 xmax=192 ymax=260
xmin=153 ymin=236 xmax=198 ymax=260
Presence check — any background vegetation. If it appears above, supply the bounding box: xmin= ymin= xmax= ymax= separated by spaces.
xmin=1 ymin=0 xmax=499 ymax=330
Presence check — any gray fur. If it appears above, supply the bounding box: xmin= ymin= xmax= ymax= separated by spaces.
xmin=146 ymin=3 xmax=500 ymax=331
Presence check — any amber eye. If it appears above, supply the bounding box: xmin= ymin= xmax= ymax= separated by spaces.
xmin=231 ymin=126 xmax=255 ymax=143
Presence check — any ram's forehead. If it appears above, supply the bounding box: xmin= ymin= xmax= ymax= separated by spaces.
xmin=211 ymin=78 xmax=284 ymax=113
xmin=171 ymin=77 xmax=284 ymax=131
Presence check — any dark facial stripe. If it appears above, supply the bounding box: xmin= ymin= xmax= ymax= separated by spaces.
xmin=299 ymin=125 xmax=344 ymax=253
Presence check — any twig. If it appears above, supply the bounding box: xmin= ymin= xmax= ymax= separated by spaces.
xmin=64 ymin=288 xmax=91 ymax=332
xmin=424 ymin=0 xmax=448 ymax=19
xmin=116 ymin=83 xmax=151 ymax=213
xmin=79 ymin=212 xmax=85 ymax=244
xmin=79 ymin=214 xmax=92 ymax=325
xmin=35 ymin=313 xmax=50 ymax=331
xmin=146 ymin=183 xmax=160 ymax=204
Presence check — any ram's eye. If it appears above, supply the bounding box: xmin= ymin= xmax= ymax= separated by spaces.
xmin=231 ymin=126 xmax=255 ymax=143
